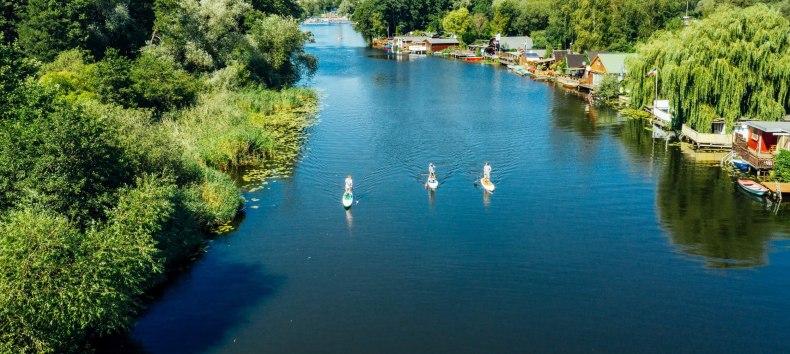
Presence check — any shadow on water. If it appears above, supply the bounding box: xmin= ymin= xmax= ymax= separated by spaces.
xmin=96 ymin=261 xmax=284 ymax=354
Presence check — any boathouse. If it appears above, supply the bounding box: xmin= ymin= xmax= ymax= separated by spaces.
xmin=394 ymin=36 xmax=428 ymax=52
xmin=425 ymin=38 xmax=459 ymax=52
xmin=733 ymin=121 xmax=790 ymax=171
xmin=585 ymin=53 xmax=635 ymax=86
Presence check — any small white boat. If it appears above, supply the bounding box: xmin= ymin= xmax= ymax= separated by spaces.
xmin=426 ymin=177 xmax=438 ymax=189
xmin=342 ymin=192 xmax=353 ymax=208
xmin=480 ymin=178 xmax=495 ymax=192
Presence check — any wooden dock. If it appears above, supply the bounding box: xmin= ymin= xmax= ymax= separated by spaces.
xmin=680 ymin=124 xmax=732 ymax=150
xmin=760 ymin=182 xmax=790 ymax=200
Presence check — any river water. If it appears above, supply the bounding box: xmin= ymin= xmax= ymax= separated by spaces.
xmin=122 ymin=24 xmax=790 ymax=353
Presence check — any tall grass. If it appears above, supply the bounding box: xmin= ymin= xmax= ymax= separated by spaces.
xmin=168 ymin=86 xmax=317 ymax=172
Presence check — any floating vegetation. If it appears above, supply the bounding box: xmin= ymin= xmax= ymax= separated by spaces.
xmin=212 ymin=222 xmax=235 ymax=234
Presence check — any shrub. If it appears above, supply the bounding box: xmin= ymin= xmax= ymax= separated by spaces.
xmin=0 ymin=87 xmax=130 ymax=225
xmin=130 ymin=52 xmax=200 ymax=111
xmin=185 ymin=167 xmax=243 ymax=228
xmin=774 ymin=150 xmax=790 ymax=182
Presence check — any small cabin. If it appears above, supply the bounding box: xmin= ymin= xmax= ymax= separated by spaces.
xmin=564 ymin=53 xmax=586 ymax=77
xmin=394 ymin=36 xmax=428 ymax=52
xmin=425 ymin=38 xmax=459 ymax=52
xmin=585 ymin=53 xmax=635 ymax=86
xmin=733 ymin=121 xmax=790 ymax=171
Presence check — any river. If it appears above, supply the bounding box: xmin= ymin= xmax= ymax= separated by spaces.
xmin=118 ymin=24 xmax=790 ymax=353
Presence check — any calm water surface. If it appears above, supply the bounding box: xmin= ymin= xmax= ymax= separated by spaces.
xmin=123 ymin=24 xmax=790 ymax=353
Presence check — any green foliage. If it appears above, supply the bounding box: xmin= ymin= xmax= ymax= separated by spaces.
xmin=774 ymin=150 xmax=790 ymax=182
xmin=131 ymin=52 xmax=200 ymax=110
xmin=352 ymin=0 xmax=457 ymax=39
xmin=492 ymin=0 xmax=549 ymax=36
xmin=0 ymin=0 xmax=25 ymax=42
xmin=0 ymin=41 xmax=34 ymax=118
xmin=442 ymin=7 xmax=471 ymax=35
xmin=0 ymin=0 xmax=320 ymax=352
xmin=16 ymin=0 xmax=154 ymax=61
xmin=627 ymin=5 xmax=790 ymax=132
xmin=16 ymin=0 xmax=93 ymax=61
xmin=170 ymin=86 xmax=317 ymax=171
xmin=0 ymin=88 xmax=129 ymax=225
xmin=243 ymin=15 xmax=318 ymax=87
xmin=0 ymin=185 xmax=164 ymax=353
xmin=151 ymin=0 xmax=315 ymax=88
xmin=185 ymin=168 xmax=243 ymax=227
xmin=596 ymin=75 xmax=621 ymax=99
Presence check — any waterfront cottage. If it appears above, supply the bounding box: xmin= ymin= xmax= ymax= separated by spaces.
xmin=585 ymin=53 xmax=636 ymax=86
xmin=564 ymin=53 xmax=586 ymax=76
xmin=425 ymin=38 xmax=459 ymax=52
xmin=394 ymin=36 xmax=428 ymax=53
xmin=733 ymin=121 xmax=790 ymax=172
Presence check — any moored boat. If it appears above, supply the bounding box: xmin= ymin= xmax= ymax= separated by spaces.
xmin=732 ymin=158 xmax=749 ymax=172
xmin=737 ymin=179 xmax=768 ymax=196
xmin=466 ymin=56 xmax=483 ymax=62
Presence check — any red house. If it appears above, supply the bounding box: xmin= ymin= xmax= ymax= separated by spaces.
xmin=734 ymin=121 xmax=790 ymax=171
xmin=425 ymin=38 xmax=459 ymax=52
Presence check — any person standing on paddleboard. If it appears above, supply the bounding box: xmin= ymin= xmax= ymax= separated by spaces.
xmin=428 ymin=163 xmax=436 ymax=179
xmin=345 ymin=175 xmax=353 ymax=193
xmin=484 ymin=162 xmax=492 ymax=180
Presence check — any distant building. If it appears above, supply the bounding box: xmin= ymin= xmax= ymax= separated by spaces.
xmin=734 ymin=121 xmax=790 ymax=171
xmin=425 ymin=38 xmax=459 ymax=52
xmin=498 ymin=36 xmax=533 ymax=51
xmin=585 ymin=53 xmax=636 ymax=86
xmin=564 ymin=53 xmax=586 ymax=76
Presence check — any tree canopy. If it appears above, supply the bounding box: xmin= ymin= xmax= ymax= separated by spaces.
xmin=627 ymin=5 xmax=790 ymax=132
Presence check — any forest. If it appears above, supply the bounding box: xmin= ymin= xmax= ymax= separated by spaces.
xmin=341 ymin=0 xmax=789 ymax=52
xmin=0 ymin=0 xmax=316 ymax=352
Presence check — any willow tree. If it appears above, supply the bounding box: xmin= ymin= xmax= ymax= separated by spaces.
xmin=627 ymin=5 xmax=790 ymax=132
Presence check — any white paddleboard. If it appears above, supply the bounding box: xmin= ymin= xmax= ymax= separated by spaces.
xmin=342 ymin=192 xmax=353 ymax=208
xmin=480 ymin=178 xmax=495 ymax=192
xmin=427 ymin=178 xmax=438 ymax=189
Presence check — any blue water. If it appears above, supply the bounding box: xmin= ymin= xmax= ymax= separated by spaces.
xmin=118 ymin=24 xmax=790 ymax=353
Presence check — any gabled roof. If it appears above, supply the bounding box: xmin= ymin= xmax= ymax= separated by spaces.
xmin=746 ymin=121 xmax=790 ymax=133
xmin=553 ymin=51 xmax=568 ymax=62
xmin=585 ymin=51 xmax=601 ymax=62
xmin=395 ymin=36 xmax=428 ymax=42
xmin=565 ymin=54 xmax=585 ymax=68
xmin=426 ymin=38 xmax=459 ymax=45
xmin=523 ymin=52 xmax=540 ymax=58
xmin=594 ymin=53 xmax=636 ymax=74
xmin=499 ymin=36 xmax=533 ymax=50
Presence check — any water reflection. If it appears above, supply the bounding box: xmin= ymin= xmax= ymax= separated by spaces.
xmin=345 ymin=208 xmax=353 ymax=229
xmin=655 ymin=149 xmax=780 ymax=268
xmin=483 ymin=190 xmax=491 ymax=208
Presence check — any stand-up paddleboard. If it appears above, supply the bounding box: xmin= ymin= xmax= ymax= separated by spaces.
xmin=426 ymin=177 xmax=438 ymax=189
xmin=480 ymin=178 xmax=495 ymax=192
xmin=342 ymin=191 xmax=353 ymax=208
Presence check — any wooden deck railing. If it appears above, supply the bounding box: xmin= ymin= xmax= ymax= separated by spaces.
xmin=734 ymin=135 xmax=775 ymax=169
